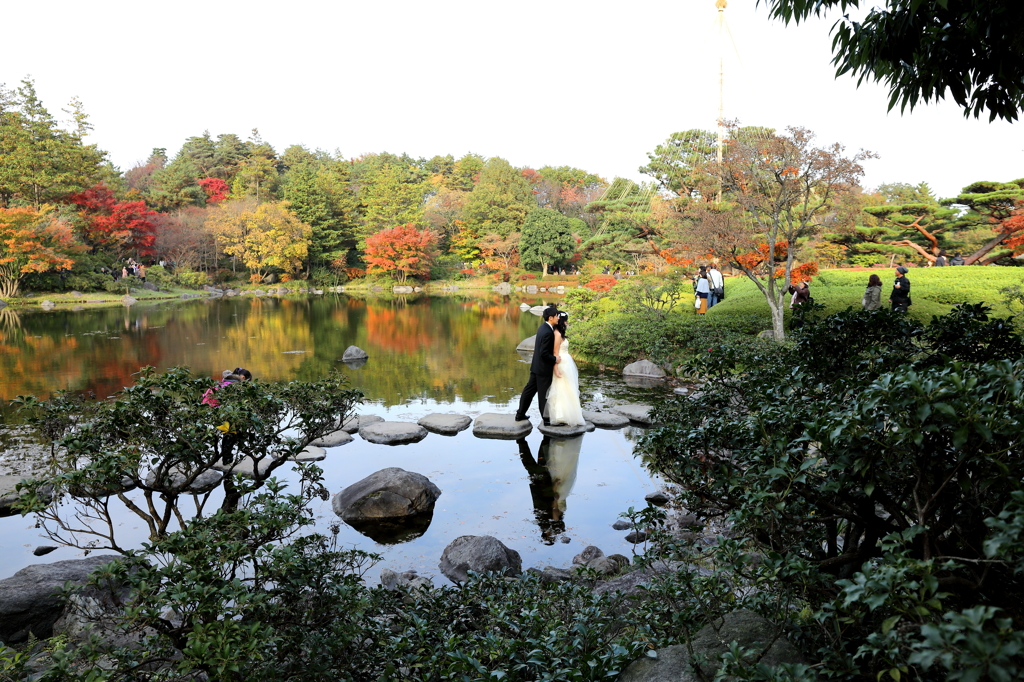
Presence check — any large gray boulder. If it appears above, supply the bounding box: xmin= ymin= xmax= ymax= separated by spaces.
xmin=0 ymin=555 xmax=120 ymax=643
xmin=332 ymin=468 xmax=441 ymax=523
xmin=516 ymin=335 xmax=536 ymax=352
xmin=438 ymin=535 xmax=522 ymax=583
xmin=0 ymin=299 xmax=6 ymax=309
xmin=622 ymin=359 xmax=666 ymax=378
xmin=359 ymin=421 xmax=428 ymax=445
xmin=618 ymin=609 xmax=809 ymax=682
xmin=342 ymin=345 xmax=369 ymax=362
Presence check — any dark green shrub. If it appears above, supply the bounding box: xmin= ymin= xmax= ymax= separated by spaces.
xmin=636 ymin=305 xmax=1024 ymax=680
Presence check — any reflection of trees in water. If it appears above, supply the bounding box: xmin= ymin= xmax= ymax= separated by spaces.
xmin=0 ymin=307 xmax=21 ymax=332
xmin=1 ymin=295 xmax=552 ymax=412
xmin=517 ymin=435 xmax=583 ymax=545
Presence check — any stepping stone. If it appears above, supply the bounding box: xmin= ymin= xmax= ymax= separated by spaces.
xmin=418 ymin=414 xmax=472 ymax=436
xmin=472 ymin=413 xmax=532 ymax=439
xmin=610 ymin=404 xmax=653 ymax=425
xmin=291 ymin=445 xmax=327 ymax=462
xmin=528 ymin=305 xmax=544 ymax=315
xmin=311 ymin=430 xmax=354 ymax=447
xmin=516 ymin=335 xmax=536 ymax=352
xmin=213 ymin=455 xmax=287 ymax=478
xmin=673 ymin=386 xmax=690 ymax=395
xmin=339 ymin=414 xmax=384 ymax=433
xmin=519 ymin=303 xmax=531 ymax=311
xmin=144 ymin=467 xmax=222 ymax=494
xmin=582 ymin=411 xmax=631 ymax=429
xmin=538 ymin=422 xmax=594 ymax=437
xmin=359 ymin=422 xmax=428 ymax=445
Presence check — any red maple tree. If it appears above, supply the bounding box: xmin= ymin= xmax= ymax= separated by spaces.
xmin=198 ymin=177 xmax=230 ymax=204
xmin=68 ymin=184 xmax=157 ymax=258
xmin=364 ymin=224 xmax=438 ymax=283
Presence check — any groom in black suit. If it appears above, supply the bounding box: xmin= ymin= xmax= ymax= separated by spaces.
xmin=515 ymin=305 xmax=561 ymax=425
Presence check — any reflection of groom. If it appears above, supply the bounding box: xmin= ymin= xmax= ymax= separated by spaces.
xmin=515 ymin=305 xmax=560 ymax=426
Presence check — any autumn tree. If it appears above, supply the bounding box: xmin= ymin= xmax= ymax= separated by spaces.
xmin=68 ymin=184 xmax=158 ymax=260
xmin=683 ymin=125 xmax=873 ymax=340
xmin=478 ymin=232 xmax=520 ymax=272
xmin=364 ymin=223 xmax=437 ymax=282
xmin=208 ymin=200 xmax=311 ymax=280
xmin=153 ymin=207 xmax=218 ymax=272
xmin=519 ymin=208 xmax=577 ymax=276
xmin=0 ymin=206 xmax=84 ymax=297
xmin=0 ymin=78 xmax=105 ymax=208
xmin=462 ymin=157 xmax=536 ymax=238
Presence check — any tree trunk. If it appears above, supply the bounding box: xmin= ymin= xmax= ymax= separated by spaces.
xmin=768 ymin=292 xmax=786 ymax=341
xmin=542 ymin=262 xmax=548 ymax=277
xmin=966 ymin=232 xmax=1012 ymax=265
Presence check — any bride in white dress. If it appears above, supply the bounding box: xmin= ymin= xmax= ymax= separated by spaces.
xmin=544 ymin=312 xmax=586 ymax=426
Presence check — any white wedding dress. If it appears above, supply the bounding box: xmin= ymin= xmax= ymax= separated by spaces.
xmin=545 ymin=337 xmax=586 ymax=426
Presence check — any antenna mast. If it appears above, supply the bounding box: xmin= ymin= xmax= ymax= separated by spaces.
xmin=715 ymin=0 xmax=727 ymax=167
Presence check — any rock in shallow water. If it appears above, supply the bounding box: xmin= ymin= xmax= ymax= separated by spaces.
xmin=473 ymin=413 xmax=532 ymax=439
xmin=439 ymin=535 xmax=522 ymax=583
xmin=418 ymin=414 xmax=471 ymax=436
xmin=359 ymin=421 xmax=428 ymax=445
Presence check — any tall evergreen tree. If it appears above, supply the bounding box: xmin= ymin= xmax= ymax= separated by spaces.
xmin=281 ymin=153 xmax=359 ymax=270
xmin=0 ymin=78 xmax=106 ymax=208
xmin=462 ymin=157 xmax=536 ymax=238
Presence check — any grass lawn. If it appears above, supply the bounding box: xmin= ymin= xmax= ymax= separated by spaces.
xmin=705 ymin=266 xmax=1024 ymax=326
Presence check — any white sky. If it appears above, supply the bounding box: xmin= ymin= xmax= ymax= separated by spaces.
xmin=2 ymin=0 xmax=1020 ymax=199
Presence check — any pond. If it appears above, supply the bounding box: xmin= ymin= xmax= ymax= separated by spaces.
xmin=0 ymin=293 xmax=669 ymax=584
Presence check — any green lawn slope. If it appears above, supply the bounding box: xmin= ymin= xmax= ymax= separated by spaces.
xmin=707 ymin=266 xmax=1024 ymax=326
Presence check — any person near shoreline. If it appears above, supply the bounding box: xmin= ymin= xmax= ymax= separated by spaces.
xmin=544 ymin=312 xmax=585 ymax=427
xmin=515 ymin=306 xmax=560 ymax=426
xmin=202 ymin=367 xmax=253 ymax=464
xmin=862 ymin=274 xmax=883 ymax=311
xmin=890 ymin=266 xmax=912 ymax=312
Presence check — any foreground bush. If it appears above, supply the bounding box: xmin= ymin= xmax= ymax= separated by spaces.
xmin=638 ymin=304 xmax=1024 ymax=680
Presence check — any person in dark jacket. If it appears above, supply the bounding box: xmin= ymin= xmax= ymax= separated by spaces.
xmin=890 ymin=266 xmax=912 ymax=312
xmin=950 ymin=253 xmax=966 ymax=266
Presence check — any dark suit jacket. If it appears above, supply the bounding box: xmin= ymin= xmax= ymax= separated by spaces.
xmin=531 ymin=322 xmax=557 ymax=374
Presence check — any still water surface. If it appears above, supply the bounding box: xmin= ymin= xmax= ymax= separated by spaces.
xmin=0 ymin=294 xmax=666 ymax=583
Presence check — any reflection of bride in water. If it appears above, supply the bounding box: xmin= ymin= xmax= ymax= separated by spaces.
xmin=517 ymin=435 xmax=583 ymax=544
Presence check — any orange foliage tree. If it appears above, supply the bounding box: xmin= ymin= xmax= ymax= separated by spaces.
xmin=364 ymin=223 xmax=438 ymax=283
xmin=0 ymin=206 xmax=84 ymax=297
xmin=680 ymin=125 xmax=873 ymax=340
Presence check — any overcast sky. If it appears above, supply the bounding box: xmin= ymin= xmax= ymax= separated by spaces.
xmin=3 ymin=0 xmax=1019 ymax=199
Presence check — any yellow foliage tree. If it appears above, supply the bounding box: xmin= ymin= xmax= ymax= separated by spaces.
xmin=208 ymin=200 xmax=312 ymax=280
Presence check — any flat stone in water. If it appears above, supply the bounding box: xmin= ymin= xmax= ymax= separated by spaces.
xmin=311 ymin=430 xmax=354 ymax=447
xmin=610 ymin=404 xmax=653 ymax=425
xmin=582 ymin=411 xmax=631 ymax=429
xmin=339 ymin=414 xmax=384 ymax=433
xmin=473 ymin=413 xmax=532 ymax=439
xmin=538 ymin=422 xmax=594 ymax=437
xmin=290 ymin=445 xmax=327 ymax=461
xmin=418 ymin=414 xmax=472 ymax=436
xmin=359 ymin=422 xmax=429 ymax=445
xmin=213 ymin=455 xmax=285 ymax=479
